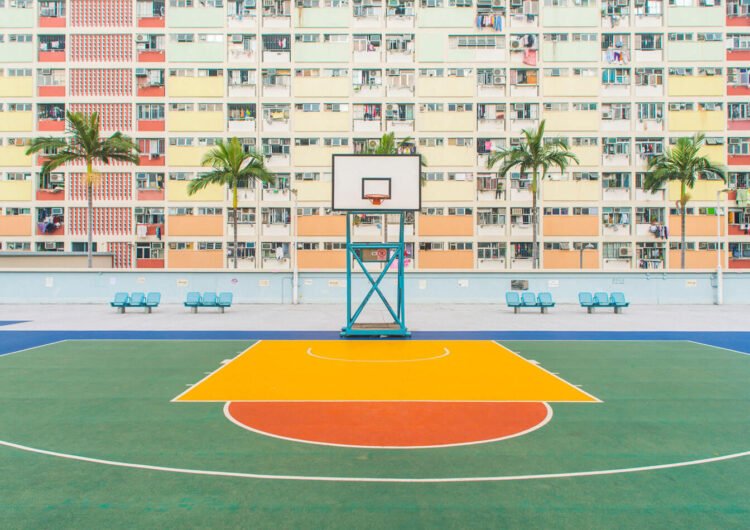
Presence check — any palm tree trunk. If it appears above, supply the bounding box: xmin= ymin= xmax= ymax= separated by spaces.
xmin=86 ymin=161 xmax=93 ymax=269
xmin=681 ymin=182 xmax=687 ymax=270
xmin=531 ymin=167 xmax=539 ymax=269
xmin=232 ymin=181 xmax=238 ymax=269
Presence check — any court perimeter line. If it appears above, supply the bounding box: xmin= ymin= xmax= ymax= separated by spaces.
xmin=494 ymin=342 xmax=603 ymax=404
xmin=306 ymin=347 xmax=451 ymax=363
xmin=1 ymin=439 xmax=748 ymax=483
xmin=686 ymin=340 xmax=750 ymax=357
xmin=222 ymin=401 xmax=552 ymax=450
xmin=170 ymin=342 xmax=262 ymax=403
xmin=0 ymin=339 xmax=70 ymax=358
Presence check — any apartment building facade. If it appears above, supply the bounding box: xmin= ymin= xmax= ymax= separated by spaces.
xmin=1 ymin=0 xmax=749 ymax=271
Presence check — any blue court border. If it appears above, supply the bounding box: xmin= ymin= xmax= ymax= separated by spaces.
xmin=1 ymin=330 xmax=748 ymax=357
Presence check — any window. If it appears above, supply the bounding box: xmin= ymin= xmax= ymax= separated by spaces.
xmin=136 ymin=243 xmax=164 ymax=260
xmin=477 ymin=208 xmax=505 ymax=226
xmin=228 ymin=208 xmax=256 ymax=224
xmin=198 ymin=242 xmax=223 ymax=250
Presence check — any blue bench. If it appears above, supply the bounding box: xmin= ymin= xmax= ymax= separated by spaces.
xmin=184 ymin=291 xmax=234 ymax=313
xmin=579 ymin=291 xmax=629 ymax=314
xmin=111 ymin=292 xmax=161 ymax=313
xmin=506 ymin=291 xmax=555 ymax=313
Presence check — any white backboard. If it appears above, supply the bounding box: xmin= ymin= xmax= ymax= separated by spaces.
xmin=332 ymin=155 xmax=421 ymax=211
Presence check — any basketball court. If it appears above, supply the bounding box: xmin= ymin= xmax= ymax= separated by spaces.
xmin=1 ymin=157 xmax=749 ymax=527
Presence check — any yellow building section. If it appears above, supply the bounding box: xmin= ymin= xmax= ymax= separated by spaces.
xmin=294 ymin=181 xmax=331 ymax=202
xmin=0 ymin=180 xmax=32 ymax=200
xmin=0 ymin=76 xmax=33 ymax=97
xmin=167 ymin=146 xmax=213 ymax=167
xmin=542 ymin=180 xmax=600 ymax=201
xmin=541 ymin=76 xmax=598 ymax=97
xmin=422 ymin=180 xmax=474 ymax=202
xmin=420 ymin=145 xmax=474 ymax=166
xmin=0 ymin=111 xmax=33 ymax=132
xmin=571 ymin=145 xmax=599 ymax=167
xmin=295 ymin=145 xmax=348 ymax=166
xmin=294 ymin=77 xmax=350 ymax=98
xmin=417 ymin=77 xmax=475 ymax=98
xmin=416 ymin=111 xmax=474 ymax=132
xmin=168 ymin=76 xmax=224 ymax=98
xmin=175 ymin=340 xmax=599 ymax=402
xmin=295 ymin=111 xmax=350 ymax=132
xmin=168 ymin=111 xmax=224 ymax=132
xmin=166 ymin=179 xmax=224 ymax=201
xmin=544 ymin=111 xmax=599 ymax=132
xmin=667 ymin=110 xmax=723 ymax=132
xmin=668 ymin=179 xmax=725 ymax=202
xmin=667 ymin=75 xmax=724 ymax=97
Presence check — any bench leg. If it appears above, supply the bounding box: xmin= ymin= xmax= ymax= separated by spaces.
xmin=614 ymin=307 xmax=621 ymax=314
xmin=587 ymin=307 xmax=592 ymax=314
xmin=191 ymin=307 xmax=197 ymax=314
xmin=541 ymin=307 xmax=546 ymax=314
xmin=514 ymin=307 xmax=519 ymax=314
xmin=219 ymin=307 xmax=225 ymax=314
xmin=146 ymin=307 xmax=152 ymax=314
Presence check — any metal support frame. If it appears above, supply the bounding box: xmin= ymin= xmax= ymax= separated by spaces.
xmin=341 ymin=210 xmax=410 ymax=337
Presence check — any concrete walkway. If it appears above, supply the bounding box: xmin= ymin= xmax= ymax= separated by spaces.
xmin=0 ymin=303 xmax=745 ymax=332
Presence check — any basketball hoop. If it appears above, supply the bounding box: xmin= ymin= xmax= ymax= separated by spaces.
xmin=364 ymin=193 xmax=389 ymax=206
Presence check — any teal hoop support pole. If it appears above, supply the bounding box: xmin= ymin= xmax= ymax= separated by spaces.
xmin=341 ymin=211 xmax=410 ymax=338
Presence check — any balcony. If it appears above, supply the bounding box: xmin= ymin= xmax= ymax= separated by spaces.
xmin=138 ymin=153 xmax=165 ymax=167
xmin=137 ymin=119 xmax=165 ymax=132
xmin=36 ymin=210 xmax=65 ymax=236
xmin=137 ymin=188 xmax=165 ymax=201
xmin=228 ymin=117 xmax=256 ymax=133
xmin=137 ymin=49 xmax=166 ymax=63
xmin=37 ymin=106 xmax=66 ymax=132
xmin=137 ymin=1 xmax=165 ymax=27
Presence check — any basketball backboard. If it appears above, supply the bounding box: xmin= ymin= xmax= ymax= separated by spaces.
xmin=332 ymin=154 xmax=421 ymax=211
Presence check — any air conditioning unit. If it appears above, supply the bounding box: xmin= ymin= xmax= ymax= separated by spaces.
xmin=41 ymin=69 xmax=53 ymax=76
xmin=511 ymin=0 xmax=522 ymax=6
xmin=136 ymin=34 xmax=148 ymax=43
xmin=619 ymin=247 xmax=632 ymax=257
xmin=510 ymin=38 xmax=521 ymax=49
xmin=741 ymin=223 xmax=750 ymax=231
xmin=559 ymin=242 xmax=570 ymax=250
xmin=135 ymin=68 xmax=148 ymax=76
xmin=232 ymin=35 xmax=244 ymax=43
xmin=367 ymin=139 xmax=378 ymax=149
xmin=49 ymin=174 xmax=64 ymax=183
xmin=45 ymin=242 xmax=57 ymax=250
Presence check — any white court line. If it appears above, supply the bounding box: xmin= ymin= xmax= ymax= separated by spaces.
xmin=170 ymin=342 xmax=262 ymax=403
xmin=306 ymin=347 xmax=450 ymax=363
xmin=0 ymin=339 xmax=70 ymax=358
xmin=686 ymin=340 xmax=750 ymax=357
xmin=1 ymin=439 xmax=748 ymax=483
xmin=494 ymin=342 xmax=603 ymax=404
xmin=222 ymin=401 xmax=553 ymax=450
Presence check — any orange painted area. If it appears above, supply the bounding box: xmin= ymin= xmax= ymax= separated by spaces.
xmin=167 ymin=249 xmax=223 ymax=269
xmin=668 ymin=250 xmax=725 ymax=269
xmin=298 ymin=249 xmax=346 ymax=269
xmin=297 ymin=215 xmax=346 ymax=236
xmin=138 ymin=50 xmax=165 ymax=62
xmin=668 ymin=215 xmax=724 ymax=236
xmin=543 ymin=215 xmax=599 ymax=237
xmin=176 ymin=341 xmax=597 ymax=403
xmin=0 ymin=215 xmax=32 ymax=236
xmin=418 ymin=216 xmax=474 ymax=236
xmin=38 ymin=86 xmax=65 ymax=97
xmin=418 ymin=250 xmax=474 ymax=269
xmin=37 ymin=120 xmax=65 ymax=132
xmin=39 ymin=51 xmax=65 ymax=62
xmin=227 ymin=401 xmax=550 ymax=448
xmin=543 ymin=249 xmax=599 ymax=269
xmin=168 ymin=215 xmax=223 ymax=236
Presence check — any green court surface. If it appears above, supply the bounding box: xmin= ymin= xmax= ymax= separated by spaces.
xmin=1 ymin=339 xmax=749 ymax=529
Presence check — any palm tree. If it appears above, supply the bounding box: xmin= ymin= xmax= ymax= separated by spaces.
xmin=487 ymin=120 xmax=578 ymax=269
xmin=644 ymin=133 xmax=725 ymax=269
xmin=26 ymin=111 xmax=139 ymax=268
xmin=188 ymin=137 xmax=275 ymax=269
xmin=365 ymin=132 xmax=427 ymax=175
